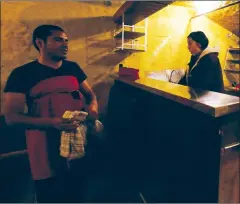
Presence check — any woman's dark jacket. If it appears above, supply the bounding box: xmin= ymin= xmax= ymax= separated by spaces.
xmin=179 ymin=49 xmax=224 ymax=93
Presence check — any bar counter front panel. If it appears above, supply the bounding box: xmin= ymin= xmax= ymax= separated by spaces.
xmin=104 ymin=77 xmax=240 ymax=203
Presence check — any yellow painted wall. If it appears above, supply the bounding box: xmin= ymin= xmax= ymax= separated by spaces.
xmin=190 ymin=15 xmax=239 ymax=87
xmin=120 ymin=5 xmax=195 ymax=77
xmin=120 ymin=4 xmax=239 ymax=87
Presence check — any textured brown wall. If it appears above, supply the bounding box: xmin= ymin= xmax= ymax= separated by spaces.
xmin=0 ymin=1 xmax=124 ymax=116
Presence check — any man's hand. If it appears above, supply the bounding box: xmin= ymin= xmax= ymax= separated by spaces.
xmin=50 ymin=117 xmax=78 ymax=131
xmin=87 ymin=104 xmax=99 ymax=121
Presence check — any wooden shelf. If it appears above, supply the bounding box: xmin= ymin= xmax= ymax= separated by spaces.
xmin=224 ymin=47 xmax=240 ymax=87
xmin=224 ymin=69 xmax=240 ymax=73
xmin=229 ymin=48 xmax=240 ymax=54
xmin=114 ymin=31 xmax=145 ymax=39
xmin=113 ymin=1 xmax=173 ymax=25
xmin=114 ymin=47 xmax=145 ymax=53
xmin=227 ymin=59 xmax=240 ymax=63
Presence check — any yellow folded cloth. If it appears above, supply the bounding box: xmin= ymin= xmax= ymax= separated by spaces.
xmin=60 ymin=110 xmax=103 ymax=160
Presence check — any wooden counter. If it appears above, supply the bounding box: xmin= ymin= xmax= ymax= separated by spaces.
xmin=105 ymin=77 xmax=240 ymax=203
xmin=116 ymin=77 xmax=240 ymax=117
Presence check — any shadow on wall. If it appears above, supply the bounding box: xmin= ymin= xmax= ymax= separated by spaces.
xmin=87 ymin=39 xmax=115 ymax=49
xmin=1 ymin=15 xmax=130 ymax=108
xmin=1 ymin=2 xmax=130 ymax=113
xmin=85 ymin=36 xmax=131 ymax=66
xmin=17 ymin=16 xmax=116 ymax=39
xmin=2 ymin=16 xmax=131 ymax=67
xmin=92 ymin=74 xmax=117 ymax=121
xmin=87 ymin=52 xmax=130 ymax=66
xmin=2 ymin=16 xmax=117 ymax=64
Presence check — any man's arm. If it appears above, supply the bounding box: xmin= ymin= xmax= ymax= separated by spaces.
xmin=4 ymin=93 xmax=77 ymax=130
xmin=79 ymin=80 xmax=98 ymax=120
xmin=4 ymin=93 xmax=53 ymax=127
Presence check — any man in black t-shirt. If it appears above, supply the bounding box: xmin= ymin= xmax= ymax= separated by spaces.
xmin=3 ymin=25 xmax=99 ymax=202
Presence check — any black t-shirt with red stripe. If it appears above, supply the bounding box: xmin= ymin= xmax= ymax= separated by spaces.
xmin=4 ymin=60 xmax=87 ymax=109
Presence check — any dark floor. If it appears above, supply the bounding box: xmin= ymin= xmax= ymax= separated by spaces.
xmin=0 ymin=145 xmax=239 ymax=203
xmin=0 ymin=137 xmax=144 ymax=203
xmin=0 ymin=117 xmax=239 ymax=203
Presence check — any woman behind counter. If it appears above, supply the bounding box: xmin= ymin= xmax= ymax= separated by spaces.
xmin=179 ymin=31 xmax=224 ymax=93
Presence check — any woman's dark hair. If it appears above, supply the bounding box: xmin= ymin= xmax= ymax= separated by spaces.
xmin=188 ymin=31 xmax=209 ymax=50
xmin=32 ymin=25 xmax=64 ymax=51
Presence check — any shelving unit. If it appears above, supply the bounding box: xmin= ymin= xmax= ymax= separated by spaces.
xmin=114 ymin=30 xmax=145 ymax=39
xmin=226 ymin=59 xmax=240 ymax=63
xmin=229 ymin=48 xmax=240 ymax=54
xmin=224 ymin=47 xmax=240 ymax=86
xmin=114 ymin=13 xmax=147 ymax=52
xmin=114 ymin=48 xmax=145 ymax=53
xmin=224 ymin=69 xmax=239 ymax=73
xmin=113 ymin=1 xmax=172 ymax=53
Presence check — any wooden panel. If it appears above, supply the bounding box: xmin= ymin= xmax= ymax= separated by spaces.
xmin=113 ymin=1 xmax=135 ymax=23
xmin=219 ymin=147 xmax=240 ymax=202
xmin=113 ymin=1 xmax=173 ymax=25
xmin=114 ymin=48 xmax=145 ymax=53
xmin=105 ymin=79 xmax=225 ymax=202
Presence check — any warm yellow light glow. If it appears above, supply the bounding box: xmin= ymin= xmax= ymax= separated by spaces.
xmin=194 ymin=1 xmax=226 ymax=15
xmin=153 ymin=36 xmax=171 ymax=56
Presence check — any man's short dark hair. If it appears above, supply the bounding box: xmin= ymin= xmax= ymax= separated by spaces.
xmin=188 ymin=31 xmax=209 ymax=50
xmin=32 ymin=25 xmax=64 ymax=51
